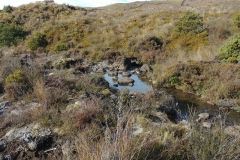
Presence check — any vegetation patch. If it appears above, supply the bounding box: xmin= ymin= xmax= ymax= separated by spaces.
xmin=0 ymin=23 xmax=27 ymax=47
xmin=27 ymin=32 xmax=48 ymax=51
xmin=218 ymin=33 xmax=240 ymax=63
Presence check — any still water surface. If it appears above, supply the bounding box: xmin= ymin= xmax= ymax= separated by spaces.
xmin=104 ymin=72 xmax=240 ymax=124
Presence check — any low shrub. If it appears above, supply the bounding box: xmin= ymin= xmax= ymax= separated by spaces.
xmin=4 ymin=70 xmax=31 ymax=100
xmin=0 ymin=23 xmax=27 ymax=47
xmin=233 ymin=14 xmax=240 ymax=28
xmin=27 ymin=32 xmax=48 ymax=51
xmin=218 ymin=33 xmax=240 ymax=62
xmin=3 ymin=5 xmax=13 ymax=13
xmin=174 ymin=11 xmax=204 ymax=35
xmin=54 ymin=43 xmax=68 ymax=52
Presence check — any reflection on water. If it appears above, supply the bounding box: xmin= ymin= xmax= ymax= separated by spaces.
xmin=103 ymin=71 xmax=240 ymax=124
xmin=162 ymin=88 xmax=240 ymax=124
xmin=104 ymin=72 xmax=152 ymax=93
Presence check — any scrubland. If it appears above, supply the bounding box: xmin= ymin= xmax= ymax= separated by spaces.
xmin=0 ymin=0 xmax=240 ymax=159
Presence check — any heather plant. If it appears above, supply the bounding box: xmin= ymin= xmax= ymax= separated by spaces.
xmin=0 ymin=23 xmax=27 ymax=47
xmin=218 ymin=33 xmax=240 ymax=62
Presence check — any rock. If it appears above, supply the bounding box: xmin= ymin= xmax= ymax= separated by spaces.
xmin=224 ymin=126 xmax=240 ymax=137
xmin=62 ymin=140 xmax=72 ymax=160
xmin=112 ymin=76 xmax=118 ymax=81
xmin=118 ymin=77 xmax=134 ymax=84
xmin=113 ymin=84 xmax=118 ymax=87
xmin=113 ymin=57 xmax=132 ymax=71
xmin=108 ymin=71 xmax=118 ymax=77
xmin=3 ymin=124 xmax=52 ymax=152
xmin=135 ymin=68 xmax=141 ymax=74
xmin=196 ymin=113 xmax=209 ymax=122
xmin=66 ymin=101 xmax=82 ymax=111
xmin=152 ymin=90 xmax=178 ymax=116
xmin=23 ymin=133 xmax=32 ymax=142
xmin=52 ymin=57 xmax=82 ymax=70
xmin=28 ymin=141 xmax=37 ymax=151
xmin=129 ymin=91 xmax=141 ymax=98
xmin=95 ymin=67 xmax=106 ymax=73
xmin=140 ymin=64 xmax=152 ymax=72
xmin=207 ymin=101 xmax=215 ymax=106
xmin=121 ymin=72 xmax=131 ymax=77
xmin=118 ymin=88 xmax=130 ymax=106
xmin=202 ymin=122 xmax=211 ymax=128
xmin=90 ymin=77 xmax=109 ymax=88
xmin=216 ymin=99 xmax=238 ymax=109
xmin=0 ymin=140 xmax=6 ymax=151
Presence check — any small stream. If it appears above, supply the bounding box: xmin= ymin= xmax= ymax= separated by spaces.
xmin=104 ymin=71 xmax=240 ymax=124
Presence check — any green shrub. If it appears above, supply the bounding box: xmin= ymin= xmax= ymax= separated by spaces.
xmin=6 ymin=70 xmax=25 ymax=84
xmin=27 ymin=32 xmax=48 ymax=51
xmin=0 ymin=23 xmax=26 ymax=47
xmin=3 ymin=5 xmax=13 ymax=13
xmin=5 ymin=70 xmax=31 ymax=100
xmin=233 ymin=14 xmax=240 ymax=28
xmin=168 ymin=76 xmax=180 ymax=86
xmin=218 ymin=33 xmax=240 ymax=62
xmin=174 ymin=11 xmax=204 ymax=35
xmin=54 ymin=43 xmax=67 ymax=52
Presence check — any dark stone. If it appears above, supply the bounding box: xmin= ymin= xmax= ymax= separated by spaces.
xmin=90 ymin=77 xmax=109 ymax=88
xmin=140 ymin=64 xmax=153 ymax=72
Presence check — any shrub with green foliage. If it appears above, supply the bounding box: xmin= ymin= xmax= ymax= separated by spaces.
xmin=218 ymin=33 xmax=240 ymax=62
xmin=54 ymin=43 xmax=67 ymax=52
xmin=167 ymin=11 xmax=208 ymax=51
xmin=0 ymin=23 xmax=26 ymax=47
xmin=3 ymin=5 xmax=13 ymax=13
xmin=6 ymin=70 xmax=25 ymax=84
xmin=5 ymin=70 xmax=31 ymax=100
xmin=233 ymin=14 xmax=240 ymax=28
xmin=174 ymin=11 xmax=204 ymax=35
xmin=27 ymin=32 xmax=48 ymax=51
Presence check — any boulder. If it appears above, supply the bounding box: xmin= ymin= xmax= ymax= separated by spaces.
xmin=196 ymin=113 xmax=209 ymax=122
xmin=108 ymin=71 xmax=118 ymax=77
xmin=118 ymin=88 xmax=130 ymax=105
xmin=118 ymin=77 xmax=134 ymax=84
xmin=121 ymin=72 xmax=131 ymax=77
xmin=0 ymin=140 xmax=6 ymax=151
xmin=52 ymin=57 xmax=82 ymax=70
xmin=112 ymin=76 xmax=118 ymax=81
xmin=202 ymin=122 xmax=211 ymax=129
xmin=152 ymin=90 xmax=178 ymax=115
xmin=3 ymin=124 xmax=52 ymax=151
xmin=90 ymin=77 xmax=109 ymax=88
xmin=113 ymin=57 xmax=132 ymax=71
xmin=140 ymin=64 xmax=152 ymax=72
xmin=216 ymin=99 xmax=238 ymax=109
xmin=113 ymin=84 xmax=118 ymax=87
xmin=28 ymin=141 xmax=37 ymax=151
xmin=224 ymin=126 xmax=240 ymax=137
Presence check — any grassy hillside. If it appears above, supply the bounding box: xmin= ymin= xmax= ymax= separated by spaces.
xmin=0 ymin=1 xmax=240 ymax=159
